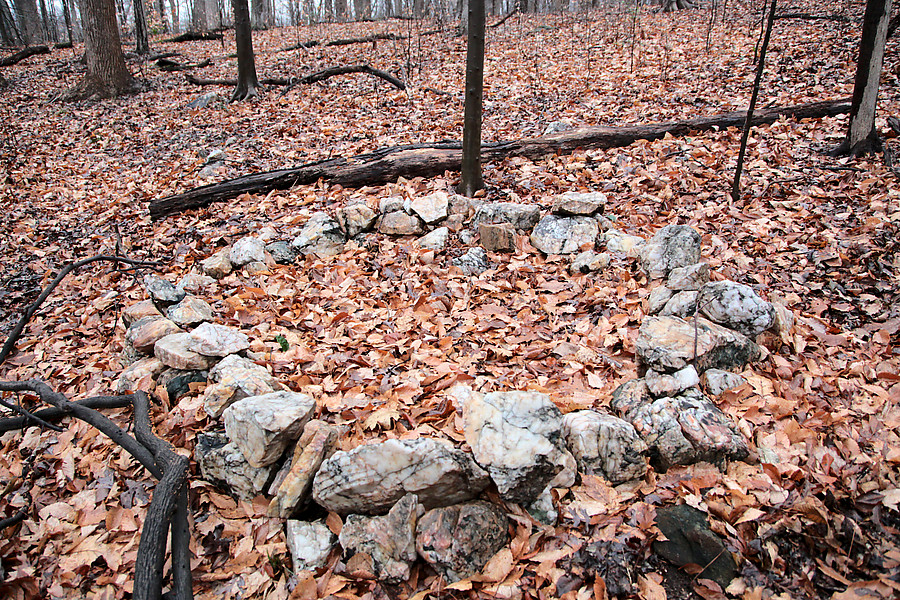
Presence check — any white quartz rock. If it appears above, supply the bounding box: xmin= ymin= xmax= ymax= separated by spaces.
xmin=286 ymin=520 xmax=336 ymax=572
xmin=230 ymin=237 xmax=266 ymax=267
xmin=188 ymin=322 xmax=250 ymax=357
xmin=224 ymin=391 xmax=317 ymax=467
xmin=645 ymin=365 xmax=700 ymax=398
xmin=698 ymin=281 xmax=776 ymax=336
xmin=312 ymin=437 xmax=490 ymax=514
xmin=453 ymin=385 xmax=573 ymax=505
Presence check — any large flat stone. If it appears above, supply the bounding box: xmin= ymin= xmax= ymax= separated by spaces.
xmin=635 ymin=316 xmax=762 ymax=374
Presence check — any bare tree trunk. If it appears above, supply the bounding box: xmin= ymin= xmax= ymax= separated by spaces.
xmin=250 ymin=0 xmax=273 ymax=28
xmin=192 ymin=0 xmax=207 ymax=29
xmin=0 ymin=0 xmax=22 ymax=45
xmin=66 ymin=0 xmax=137 ymax=99
xmin=61 ymin=0 xmax=74 ymax=43
xmin=231 ymin=0 xmax=260 ymax=100
xmin=156 ymin=0 xmax=169 ymax=32
xmin=169 ymin=0 xmax=179 ymax=32
xmin=836 ymin=0 xmax=892 ymax=156
xmin=334 ymin=0 xmax=347 ymax=21
xmin=458 ymin=0 xmax=485 ymax=196
xmin=38 ymin=0 xmax=54 ymax=41
xmin=15 ymin=0 xmax=45 ymax=44
xmin=134 ymin=0 xmax=150 ymax=53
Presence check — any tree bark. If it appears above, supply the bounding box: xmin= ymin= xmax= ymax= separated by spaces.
xmin=134 ymin=0 xmax=150 ymax=54
xmin=14 ymin=0 xmax=44 ymax=44
xmin=458 ymin=0 xmax=485 ymax=197
xmin=250 ymin=0 xmax=273 ymax=29
xmin=65 ymin=0 xmax=138 ymax=99
xmin=231 ymin=0 xmax=260 ymax=101
xmin=149 ymin=98 xmax=852 ymax=219
xmin=836 ymin=0 xmax=892 ymax=157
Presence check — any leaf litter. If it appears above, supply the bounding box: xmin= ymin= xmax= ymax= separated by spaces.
xmin=1 ymin=1 xmax=899 ymax=598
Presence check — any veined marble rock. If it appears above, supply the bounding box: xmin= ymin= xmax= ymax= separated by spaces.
xmin=312 ymin=437 xmax=490 ymax=514
xmin=339 ymin=494 xmax=421 ymax=584
xmin=635 ymin=316 xmax=762 ymax=374
xmin=223 ymin=391 xmax=317 ymax=468
xmin=562 ymin=410 xmax=649 ymax=483
xmin=188 ymin=322 xmax=250 ymax=357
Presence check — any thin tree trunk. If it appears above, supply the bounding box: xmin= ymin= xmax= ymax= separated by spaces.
xmin=157 ymin=0 xmax=169 ymax=32
xmin=231 ymin=0 xmax=260 ymax=101
xmin=458 ymin=0 xmax=485 ymax=196
xmin=134 ymin=0 xmax=150 ymax=53
xmin=15 ymin=0 xmax=45 ymax=44
xmin=62 ymin=0 xmax=74 ymax=44
xmin=732 ymin=0 xmax=776 ymax=201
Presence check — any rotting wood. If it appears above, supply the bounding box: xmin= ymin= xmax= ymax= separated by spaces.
xmin=278 ymin=32 xmax=405 ymax=52
xmin=185 ymin=63 xmax=405 ymax=91
xmin=156 ymin=57 xmax=211 ymax=71
xmin=0 ymin=45 xmax=49 ymax=67
xmin=149 ymin=98 xmax=851 ymax=219
xmin=165 ymin=30 xmax=223 ymax=42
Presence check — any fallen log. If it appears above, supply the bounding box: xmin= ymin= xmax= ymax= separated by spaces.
xmin=0 ymin=45 xmax=49 ymax=67
xmin=775 ymin=12 xmax=852 ymax=22
xmin=166 ymin=31 xmax=223 ymax=43
xmin=185 ymin=64 xmax=405 ymax=91
xmin=157 ymin=57 xmax=211 ymax=71
xmin=149 ymin=98 xmax=851 ymax=219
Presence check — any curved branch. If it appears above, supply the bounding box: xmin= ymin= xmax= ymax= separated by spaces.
xmin=0 ymin=381 xmax=160 ymax=478
xmin=132 ymin=391 xmax=193 ymax=600
xmin=0 ymin=396 xmax=63 ymax=431
xmin=0 ymin=255 xmax=160 ymax=367
xmin=0 ymin=504 xmax=29 ymax=530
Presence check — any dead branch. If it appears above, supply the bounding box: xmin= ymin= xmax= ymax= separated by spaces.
xmin=0 ymin=504 xmax=29 ymax=530
xmin=0 ymin=255 xmax=160 ymax=367
xmin=489 ymin=7 xmax=518 ymax=28
xmin=157 ymin=58 xmax=211 ymax=72
xmin=0 ymin=396 xmax=63 ymax=431
xmin=150 ymin=98 xmax=852 ymax=219
xmin=0 ymin=45 xmax=49 ymax=67
xmin=185 ymin=64 xmax=405 ymax=91
xmin=278 ymin=32 xmax=408 ymax=52
xmin=0 ymin=394 xmax=134 ymax=433
xmin=775 ymin=12 xmax=852 ymax=22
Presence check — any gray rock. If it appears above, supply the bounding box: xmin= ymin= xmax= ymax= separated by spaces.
xmin=562 ymin=411 xmax=649 ymax=483
xmin=415 ymin=501 xmax=509 ymax=582
xmin=700 ymin=369 xmax=748 ymax=396
xmin=125 ymin=316 xmax=183 ymax=354
xmin=195 ymin=432 xmax=273 ymax=501
xmin=336 ymin=203 xmax=377 ymax=237
xmin=379 ymin=196 xmax=405 ymax=214
xmin=286 ymin=520 xmax=335 ymax=572
xmin=188 ymin=322 xmax=250 ymax=357
xmin=453 ymin=385 xmax=575 ymax=505
xmin=644 ymin=365 xmax=700 ymax=398
xmin=569 ymin=250 xmax=610 ymax=274
xmin=265 ymin=241 xmax=297 ymax=264
xmin=698 ymin=281 xmax=776 ymax=336
xmin=243 ymin=261 xmax=269 ymax=275
xmin=457 ymin=228 xmax=477 ymax=246
xmin=312 ymin=437 xmax=490 ymax=514
xmin=154 ymin=333 xmax=217 ymax=371
xmin=186 ymin=91 xmax=221 ymax=109
xmin=527 ymin=487 xmax=560 ymax=525
xmin=452 ymin=247 xmax=491 ymax=275
xmin=660 ymin=290 xmax=699 ymax=317
xmin=177 ymin=273 xmax=217 ymax=294
xmin=291 ymin=213 xmax=345 ymax=258
xmin=472 ymin=202 xmax=541 ymax=231
xmin=530 ymin=215 xmax=599 ymax=255
xmin=117 ymin=357 xmax=165 ymax=393
xmin=448 ymin=194 xmax=474 ymax=217
xmin=610 ymin=378 xmax=653 ymax=421
xmin=416 ymin=227 xmax=449 ymax=251
xmin=122 ymin=300 xmax=161 ymax=327
xmin=230 ymin=237 xmax=266 ymax=267
xmin=409 ymin=192 xmax=449 ymax=224
xmin=339 ymin=494 xmax=420 ymax=584
xmin=646 ymin=286 xmax=674 ymax=315
xmin=667 ymin=262 xmax=710 ymax=291
xmin=479 ymin=222 xmax=516 ymax=253
xmin=223 ymin=391 xmax=317 ymax=468
xmin=143 ymin=275 xmax=186 ymax=308
xmin=203 ymin=354 xmax=281 ymax=419
xmin=551 ymin=191 xmax=606 ymax=216
xmin=543 ymin=120 xmax=573 ymax=135
xmin=637 ymin=224 xmax=702 ymax=279
xmin=654 ymin=505 xmax=738 ymax=588
xmin=268 ymin=421 xmax=344 ymax=518
xmin=166 ymin=296 xmax=213 ymax=328
xmin=627 ymin=389 xmax=749 ymax=470
xmin=635 ymin=316 xmax=762 ymax=374
xmin=377 ymin=211 xmax=425 ymax=236
xmin=200 ymin=248 xmax=233 ymax=279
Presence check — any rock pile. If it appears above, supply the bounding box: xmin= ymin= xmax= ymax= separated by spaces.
xmin=115 ymin=192 xmax=793 ymax=586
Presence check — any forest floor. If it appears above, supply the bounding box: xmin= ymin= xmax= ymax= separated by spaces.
xmin=1 ymin=0 xmax=900 ymax=598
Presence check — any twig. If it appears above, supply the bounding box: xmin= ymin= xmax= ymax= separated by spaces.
xmin=0 ymin=394 xmax=135 ymax=433
xmin=0 ymin=503 xmax=29 ymax=530
xmin=0 ymin=255 xmax=160 ymax=367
